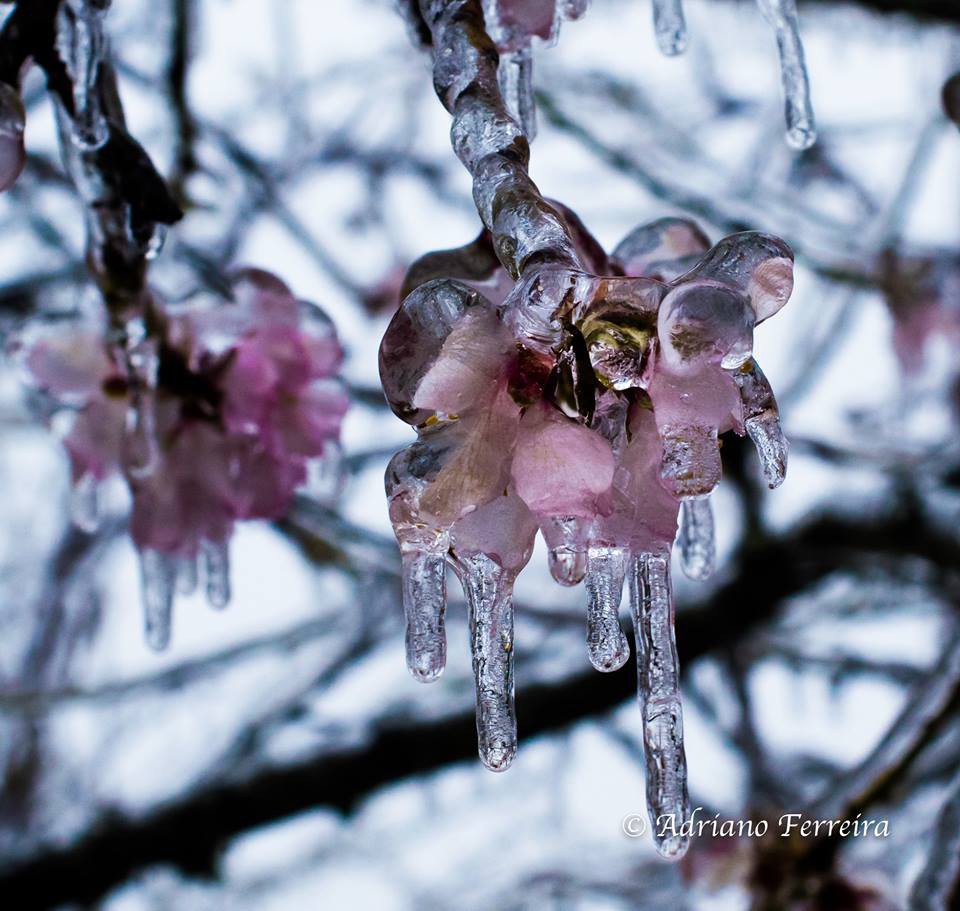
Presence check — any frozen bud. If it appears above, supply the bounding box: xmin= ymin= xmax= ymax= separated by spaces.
xmin=683 ymin=232 xmax=794 ymax=322
xmin=611 ymin=217 xmax=709 ymax=280
xmin=0 ymin=82 xmax=26 ymax=192
xmin=658 ymin=282 xmax=754 ymax=373
xmin=380 ymin=279 xmax=510 ymax=424
xmin=943 ymin=71 xmax=960 ymax=128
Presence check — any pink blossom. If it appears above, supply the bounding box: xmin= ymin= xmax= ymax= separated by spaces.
xmin=19 ymin=269 xmax=348 ymax=558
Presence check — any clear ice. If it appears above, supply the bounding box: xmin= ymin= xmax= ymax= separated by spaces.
xmin=139 ymin=549 xmax=176 ymax=652
xmin=678 ymin=497 xmax=715 ymax=581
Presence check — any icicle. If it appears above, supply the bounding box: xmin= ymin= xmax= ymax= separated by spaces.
xmin=177 ymin=554 xmax=198 ymax=596
xmin=57 ymin=0 xmax=111 ymax=150
xmin=201 ymin=539 xmax=231 ymax=610
xmin=459 ymin=552 xmax=517 ymax=771
xmin=70 ymin=474 xmax=100 ymax=534
xmin=629 ymin=552 xmax=690 ymax=858
xmin=678 ymin=498 xmax=714 ymax=581
xmin=498 ymin=47 xmax=537 ymax=140
xmin=401 ymin=546 xmax=448 ymax=682
xmin=755 ymin=0 xmax=816 ymax=149
xmin=119 ymin=326 xmax=160 ymax=479
xmin=542 ymin=516 xmax=588 ymax=586
xmin=139 ymin=548 xmax=176 ymax=652
xmin=734 ymin=359 xmax=788 ymax=488
xmin=652 ymin=0 xmax=687 ymax=57
xmin=584 ymin=545 xmax=631 ymax=672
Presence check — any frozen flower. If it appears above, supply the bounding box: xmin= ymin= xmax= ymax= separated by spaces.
xmin=380 ymin=207 xmax=792 ymax=855
xmin=15 ymin=268 xmax=348 ymax=646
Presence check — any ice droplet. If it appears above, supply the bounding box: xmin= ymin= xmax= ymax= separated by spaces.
xmin=139 ymin=549 xmax=176 ymax=652
xmin=201 ymin=539 xmax=231 ymax=610
xmin=498 ymin=47 xmax=537 ymax=140
xmin=122 ymin=394 xmax=158 ymax=479
xmin=629 ymin=552 xmax=690 ymax=858
xmin=584 ymin=545 xmax=631 ymax=672
xmin=652 ymin=0 xmax=687 ymax=56
xmin=678 ymin=498 xmax=715 ymax=581
xmin=755 ymin=0 xmax=816 ymax=149
xmin=458 ymin=551 xmax=517 ymax=772
xmin=734 ymin=359 xmax=788 ymax=488
xmin=401 ymin=547 xmax=448 ymax=682
xmin=70 ymin=474 xmax=100 ymax=534
xmin=543 ymin=516 xmax=588 ymax=586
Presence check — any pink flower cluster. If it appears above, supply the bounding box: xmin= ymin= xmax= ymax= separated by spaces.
xmin=19 ymin=269 xmax=348 ymax=561
xmin=380 ymin=205 xmax=791 ymax=785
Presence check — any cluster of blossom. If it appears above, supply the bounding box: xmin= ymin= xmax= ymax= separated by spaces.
xmin=380 ymin=205 xmax=792 ymax=857
xmin=401 ymin=0 xmax=815 ymax=148
xmin=14 ymin=270 xmax=348 ymax=650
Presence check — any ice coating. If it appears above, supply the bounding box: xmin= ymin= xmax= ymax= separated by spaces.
xmin=755 ymin=0 xmax=817 ymax=149
xmin=382 ymin=211 xmax=791 ymax=853
xmin=19 ymin=270 xmax=348 ymax=648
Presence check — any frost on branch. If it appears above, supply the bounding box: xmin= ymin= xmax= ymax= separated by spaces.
xmin=16 ymin=270 xmax=349 ymax=650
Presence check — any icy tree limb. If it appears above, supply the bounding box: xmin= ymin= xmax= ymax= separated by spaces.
xmin=416 ymin=0 xmax=584 ymax=278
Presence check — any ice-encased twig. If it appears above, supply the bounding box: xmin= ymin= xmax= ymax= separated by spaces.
xmin=498 ymin=47 xmax=537 ymax=140
xmin=734 ymin=359 xmax=788 ymax=489
xmin=755 ymin=0 xmax=816 ymax=149
xmin=584 ymin=545 xmax=631 ymax=672
xmin=458 ymin=551 xmax=517 ymax=771
xmin=678 ymin=497 xmax=715 ymax=581
xmin=401 ymin=546 xmax=448 ymax=681
xmin=652 ymin=0 xmax=686 ymax=57
xmin=629 ymin=552 xmax=690 ymax=858
xmin=416 ymin=0 xmax=584 ymax=278
xmin=139 ymin=549 xmax=176 ymax=652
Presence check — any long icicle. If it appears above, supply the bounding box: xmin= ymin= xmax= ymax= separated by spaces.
xmin=401 ymin=546 xmax=448 ymax=681
xmin=584 ymin=545 xmax=631 ymax=672
xmin=630 ymin=552 xmax=690 ymax=858
xmin=755 ymin=0 xmax=816 ymax=149
xmin=678 ymin=497 xmax=715 ymax=581
xmin=459 ymin=551 xmax=517 ymax=771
